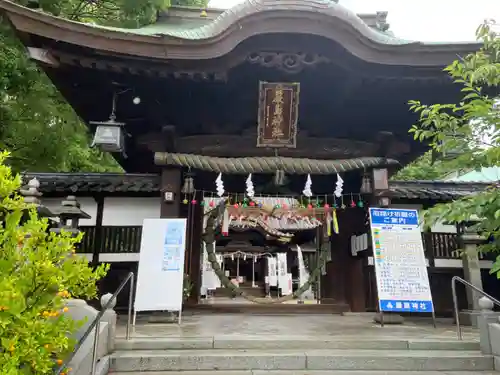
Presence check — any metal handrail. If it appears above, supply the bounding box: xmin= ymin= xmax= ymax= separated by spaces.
xmin=55 ymin=272 xmax=135 ymax=375
xmin=452 ymin=275 xmax=500 ymax=341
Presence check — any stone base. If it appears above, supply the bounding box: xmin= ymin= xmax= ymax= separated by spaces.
xmin=147 ymin=311 xmax=178 ymax=324
xmin=373 ymin=312 xmax=405 ymax=325
xmin=459 ymin=310 xmax=500 ymax=327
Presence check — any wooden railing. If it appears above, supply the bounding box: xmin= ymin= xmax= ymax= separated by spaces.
xmin=79 ymin=226 xmax=142 ymax=254
xmin=76 ymin=226 xmax=468 ymax=261
xmin=422 ymin=232 xmax=460 ymax=259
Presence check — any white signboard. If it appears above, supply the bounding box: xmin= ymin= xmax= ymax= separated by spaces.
xmin=134 ymin=218 xmax=187 ymax=316
xmin=368 ymin=208 xmax=434 ymax=313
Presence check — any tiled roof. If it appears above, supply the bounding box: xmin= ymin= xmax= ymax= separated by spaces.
xmin=22 ymin=173 xmax=160 ymax=193
xmin=388 ymin=180 xmax=493 ymax=200
xmin=22 ymin=173 xmax=494 ymax=200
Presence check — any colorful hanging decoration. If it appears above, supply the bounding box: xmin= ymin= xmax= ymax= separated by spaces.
xmin=245 ymin=173 xmax=255 ymax=198
xmin=302 ymin=174 xmax=313 ymax=197
xmin=334 ymin=173 xmax=343 ymax=198
xmin=326 ymin=211 xmax=332 ymax=236
xmin=215 ymin=173 xmax=225 ymax=197
xmin=221 ymin=207 xmax=230 ymax=236
xmin=350 ymin=193 xmax=356 ymax=208
xmin=332 ymin=209 xmax=339 ymax=234
xmin=357 ymin=195 xmax=364 ymax=208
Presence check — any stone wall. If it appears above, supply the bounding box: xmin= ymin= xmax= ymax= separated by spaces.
xmin=63 ymin=294 xmax=117 ymax=375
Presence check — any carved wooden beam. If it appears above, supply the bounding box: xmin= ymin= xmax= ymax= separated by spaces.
xmin=138 ymin=133 xmax=381 ymax=158
xmin=52 ymin=50 xmax=228 ymax=81
xmin=375 ymin=131 xmax=410 ymax=157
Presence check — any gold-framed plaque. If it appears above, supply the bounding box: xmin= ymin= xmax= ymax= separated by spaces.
xmin=257 ymin=81 xmax=300 ymax=148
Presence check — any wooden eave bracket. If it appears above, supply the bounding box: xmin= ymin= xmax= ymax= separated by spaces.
xmin=27 ymin=47 xmax=59 ymax=67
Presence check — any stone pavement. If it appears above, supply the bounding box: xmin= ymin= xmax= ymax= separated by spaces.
xmin=116 ymin=313 xmax=479 ymax=340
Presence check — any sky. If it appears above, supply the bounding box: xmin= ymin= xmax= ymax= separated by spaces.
xmin=207 ymin=0 xmax=500 ymax=42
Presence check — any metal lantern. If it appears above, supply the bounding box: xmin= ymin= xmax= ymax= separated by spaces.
xmin=91 ymin=92 xmax=127 ymax=155
xmin=91 ymin=118 xmax=126 ymax=153
xmin=50 ymin=196 xmax=90 ymax=237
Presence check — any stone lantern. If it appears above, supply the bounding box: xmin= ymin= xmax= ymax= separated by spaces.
xmin=19 ymin=177 xmax=55 ymax=218
xmin=50 ymin=195 xmax=90 ymax=237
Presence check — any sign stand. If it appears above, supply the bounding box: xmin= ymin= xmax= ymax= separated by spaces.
xmin=133 ymin=218 xmax=187 ymax=327
xmin=369 ymin=208 xmax=436 ymax=327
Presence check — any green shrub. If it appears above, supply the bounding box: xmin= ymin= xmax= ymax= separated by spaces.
xmin=0 ymin=152 xmax=108 ymax=374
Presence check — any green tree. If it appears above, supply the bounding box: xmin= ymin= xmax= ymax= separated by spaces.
xmin=391 ymin=150 xmax=455 ymax=181
xmin=0 ymin=152 xmax=108 ymax=374
xmin=408 ymin=21 xmax=499 ymax=272
xmin=1 ymin=0 xmax=208 ymax=173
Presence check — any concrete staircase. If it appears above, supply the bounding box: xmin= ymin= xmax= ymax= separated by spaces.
xmin=109 ymin=336 xmax=496 ymax=374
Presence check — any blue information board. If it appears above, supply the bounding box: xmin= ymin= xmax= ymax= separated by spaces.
xmin=369 ymin=208 xmax=434 ymax=313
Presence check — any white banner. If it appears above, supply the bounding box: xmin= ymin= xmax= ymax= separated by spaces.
xmin=277 ymin=253 xmax=290 ymax=295
xmin=134 ymin=218 xmax=187 ymax=313
xmin=296 ymin=245 xmax=313 ymax=299
xmin=268 ymin=257 xmax=277 ymax=286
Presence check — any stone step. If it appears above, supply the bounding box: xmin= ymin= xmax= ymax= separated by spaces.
xmin=115 ymin=337 xmax=480 ymax=351
xmin=111 ymin=372 xmax=500 ymax=375
xmin=214 ymin=286 xmax=266 ymax=298
xmin=185 ymin=302 xmax=350 ymax=314
xmin=109 ymin=349 xmax=493 ymax=372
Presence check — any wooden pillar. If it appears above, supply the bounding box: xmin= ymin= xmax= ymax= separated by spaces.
xmin=160 ymin=168 xmax=181 ymax=218
xmin=328 ymin=213 xmax=349 ymax=304
xmin=91 ymin=195 xmax=105 ymax=268
xmin=345 ymin=208 xmax=368 ymax=312
xmin=187 ymin=204 xmax=203 ymax=303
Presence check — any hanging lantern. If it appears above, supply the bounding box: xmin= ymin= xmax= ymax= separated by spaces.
xmin=90 ymin=93 xmax=127 ymax=154
xmin=360 ymin=171 xmax=373 ymax=194
xmin=91 ymin=118 xmax=126 ymax=154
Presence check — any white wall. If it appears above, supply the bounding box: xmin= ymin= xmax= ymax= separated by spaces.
xmin=41 ymin=197 xmax=161 ymax=226
xmin=102 ymin=197 xmax=160 ymax=226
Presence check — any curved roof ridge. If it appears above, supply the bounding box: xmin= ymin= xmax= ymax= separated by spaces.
xmin=0 ymin=0 xmax=480 ymax=65
xmin=148 ymin=0 xmax=415 ymax=45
